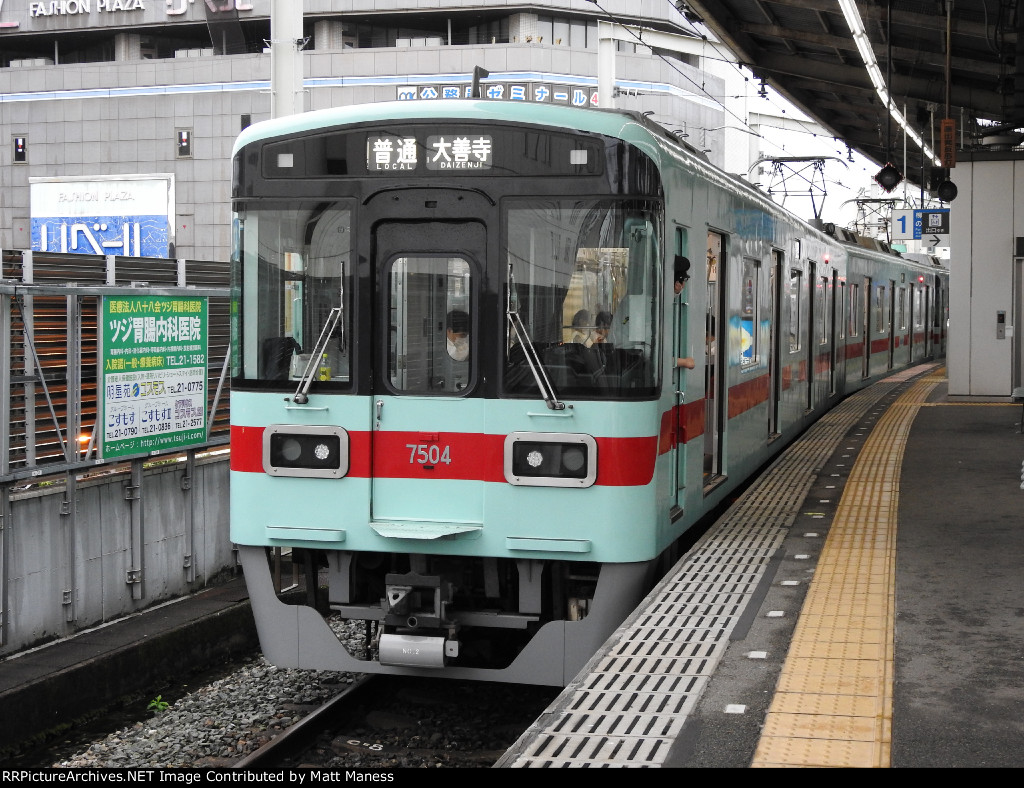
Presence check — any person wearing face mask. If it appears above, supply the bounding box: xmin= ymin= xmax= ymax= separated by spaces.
xmin=442 ymin=308 xmax=470 ymax=391
xmin=446 ymin=309 xmax=470 ymax=361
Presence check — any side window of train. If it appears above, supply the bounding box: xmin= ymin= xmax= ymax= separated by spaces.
xmin=874 ymin=284 xmax=888 ymax=333
xmin=388 ymin=256 xmax=472 ymax=395
xmin=849 ymin=283 xmax=860 ymax=337
xmin=816 ymin=274 xmax=828 ymax=345
xmin=788 ymin=267 xmax=803 ymax=353
xmin=899 ymin=287 xmax=907 ymax=331
xmin=740 ymin=258 xmax=760 ymax=367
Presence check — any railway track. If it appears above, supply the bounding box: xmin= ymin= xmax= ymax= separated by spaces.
xmin=232 ymin=675 xmax=560 ymax=769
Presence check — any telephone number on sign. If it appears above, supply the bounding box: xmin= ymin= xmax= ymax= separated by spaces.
xmin=141 ymin=422 xmax=173 ymax=435
xmin=167 ymin=381 xmax=204 ymax=394
xmin=106 ymin=427 xmax=139 ymax=439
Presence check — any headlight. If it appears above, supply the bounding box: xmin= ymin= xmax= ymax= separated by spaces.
xmin=504 ymin=432 xmax=597 ymax=487
xmin=263 ymin=425 xmax=349 ymax=478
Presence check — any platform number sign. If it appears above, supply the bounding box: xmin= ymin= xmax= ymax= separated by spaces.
xmin=891 ymin=209 xmax=950 ymax=243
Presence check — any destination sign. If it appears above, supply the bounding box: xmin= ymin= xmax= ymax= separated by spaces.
xmin=367 ymin=134 xmax=494 ymax=172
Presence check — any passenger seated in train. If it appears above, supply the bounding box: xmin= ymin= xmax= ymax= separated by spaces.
xmin=590 ymin=311 xmax=612 ymax=346
xmin=569 ymin=309 xmax=592 ymax=345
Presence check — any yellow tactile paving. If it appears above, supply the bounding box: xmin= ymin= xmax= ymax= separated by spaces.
xmin=774 ymin=667 xmax=883 ymax=696
xmin=750 ymin=368 xmax=945 ymax=768
xmin=768 ymin=691 xmax=884 ymax=717
xmin=753 ymin=735 xmax=888 ymax=768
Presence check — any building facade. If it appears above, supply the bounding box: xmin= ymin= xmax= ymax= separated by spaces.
xmin=0 ymin=0 xmax=726 ymax=262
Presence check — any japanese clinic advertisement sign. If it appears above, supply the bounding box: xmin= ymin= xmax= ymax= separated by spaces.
xmin=30 ymin=174 xmax=174 ymax=258
xmin=100 ymin=295 xmax=208 ymax=459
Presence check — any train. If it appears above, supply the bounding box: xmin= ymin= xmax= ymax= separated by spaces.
xmin=228 ymin=99 xmax=948 ymax=686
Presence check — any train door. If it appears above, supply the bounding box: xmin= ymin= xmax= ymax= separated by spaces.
xmin=787 ymin=263 xmax=804 ymax=411
xmin=704 ymin=231 xmax=724 ymax=486
xmin=888 ymin=280 xmax=896 ymax=369
xmin=806 ymin=261 xmax=817 ymax=411
xmin=897 ymin=284 xmax=905 ymax=364
xmin=768 ymin=250 xmax=783 ymax=437
xmin=923 ymin=284 xmax=932 ymax=358
xmin=370 ymin=220 xmax=486 ymax=526
xmin=835 ymin=276 xmax=845 ymax=395
xmin=938 ymin=278 xmax=948 ymax=355
xmin=815 ymin=267 xmax=832 ymax=401
xmin=862 ymin=276 xmax=872 ymax=377
xmin=827 ymin=270 xmax=838 ymax=395
xmin=921 ymin=282 xmax=929 ymax=362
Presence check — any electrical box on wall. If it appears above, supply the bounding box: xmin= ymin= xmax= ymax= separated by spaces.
xmin=177 ymin=129 xmax=192 ymax=158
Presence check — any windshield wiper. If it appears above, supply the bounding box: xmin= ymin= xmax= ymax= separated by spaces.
xmin=291 ymin=306 xmax=342 ymax=404
xmin=506 ymin=264 xmax=565 ymax=411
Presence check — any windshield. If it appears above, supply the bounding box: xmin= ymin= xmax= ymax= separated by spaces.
xmin=503 ymin=199 xmax=661 ymax=398
xmin=232 ymin=202 xmax=352 ymax=385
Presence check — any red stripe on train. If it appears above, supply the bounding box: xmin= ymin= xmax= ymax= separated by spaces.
xmin=231 ymin=425 xmax=658 ymax=486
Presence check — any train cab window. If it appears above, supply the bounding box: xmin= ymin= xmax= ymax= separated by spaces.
xmin=387 ymin=256 xmax=472 ymax=394
xmin=233 ymin=203 xmax=353 ymax=386
xmin=502 ymin=199 xmax=660 ymax=399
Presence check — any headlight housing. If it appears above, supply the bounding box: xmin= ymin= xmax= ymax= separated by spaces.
xmin=262 ymin=424 xmax=349 ymax=478
xmin=504 ymin=432 xmax=597 ymax=487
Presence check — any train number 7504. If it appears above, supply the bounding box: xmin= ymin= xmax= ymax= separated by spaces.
xmin=407 ymin=443 xmax=452 ymax=465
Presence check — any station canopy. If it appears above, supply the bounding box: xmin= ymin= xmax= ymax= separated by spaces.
xmin=684 ymin=0 xmax=1024 ymax=188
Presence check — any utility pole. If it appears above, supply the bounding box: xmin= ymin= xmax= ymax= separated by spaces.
xmin=270 ymin=0 xmax=304 ymax=118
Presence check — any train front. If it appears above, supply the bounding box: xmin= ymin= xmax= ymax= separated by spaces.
xmin=229 ymin=102 xmax=674 ymax=686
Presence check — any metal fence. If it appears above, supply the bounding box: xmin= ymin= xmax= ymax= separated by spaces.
xmin=0 ymin=249 xmax=233 ymax=653
xmin=1 ymin=249 xmax=230 ymax=479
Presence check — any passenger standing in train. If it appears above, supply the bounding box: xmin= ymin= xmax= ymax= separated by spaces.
xmin=673 ymin=256 xmax=697 ymax=370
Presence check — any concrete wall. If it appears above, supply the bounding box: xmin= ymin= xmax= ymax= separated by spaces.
xmin=1 ymin=453 xmax=232 ymax=655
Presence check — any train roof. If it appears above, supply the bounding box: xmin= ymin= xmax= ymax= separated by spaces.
xmin=232 ymin=101 xmax=945 ymax=272
xmin=233 ymin=99 xmax=702 ymax=160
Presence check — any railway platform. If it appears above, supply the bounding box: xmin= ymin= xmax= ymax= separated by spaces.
xmin=3 ymin=363 xmax=1022 ymax=768
xmin=497 ymin=364 xmax=1024 ymax=768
